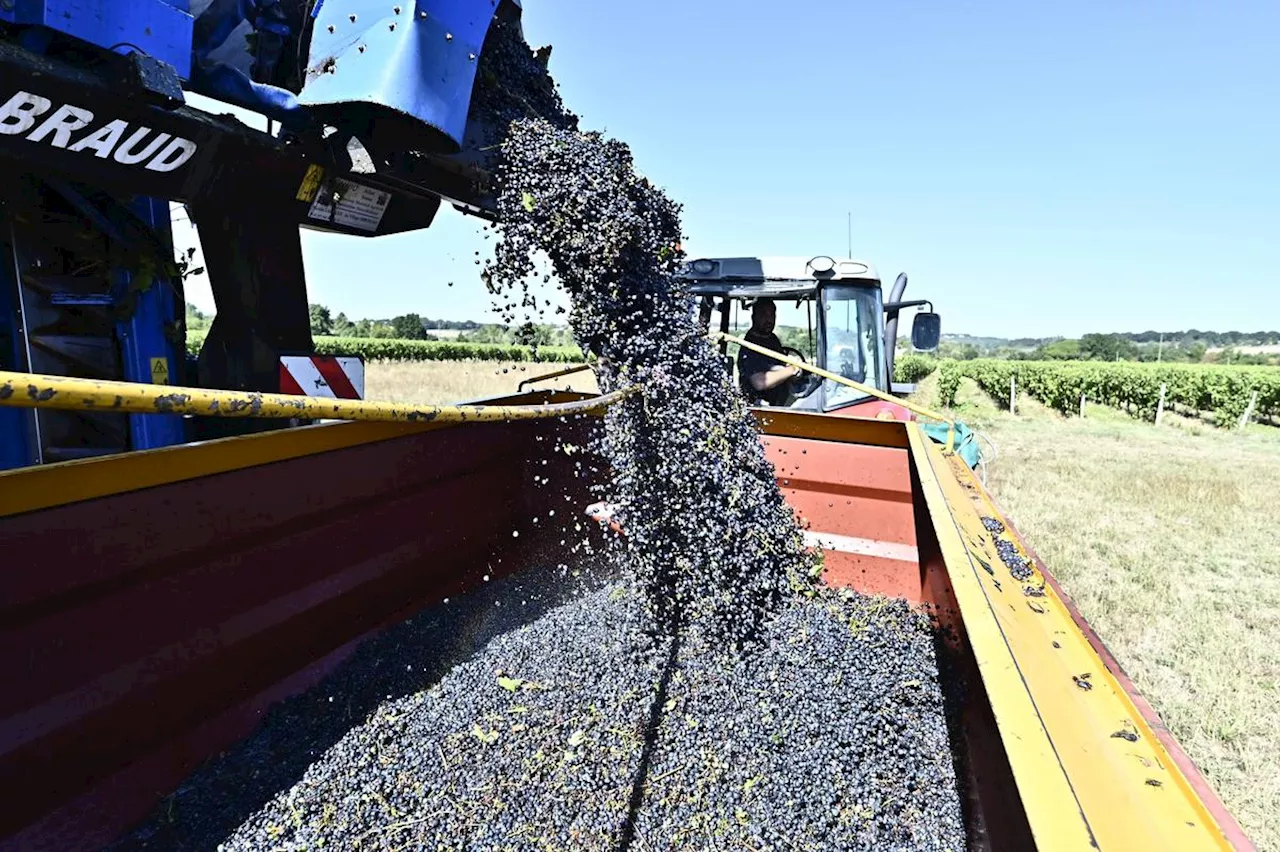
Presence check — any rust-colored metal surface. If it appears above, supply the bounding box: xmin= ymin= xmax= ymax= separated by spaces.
xmin=761 ymin=433 xmax=922 ymax=603
xmin=0 ymin=416 xmax=592 ymax=851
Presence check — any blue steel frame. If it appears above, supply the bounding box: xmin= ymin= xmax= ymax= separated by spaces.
xmin=0 ymin=0 xmax=194 ymax=79
xmin=0 ymin=226 xmax=37 ymax=470
xmin=113 ymin=197 xmax=186 ymax=452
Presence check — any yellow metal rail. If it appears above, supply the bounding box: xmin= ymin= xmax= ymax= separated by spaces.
xmin=517 ymin=363 xmax=595 ymax=392
xmin=0 ymin=371 xmax=637 ymax=424
xmin=715 ymin=331 xmax=957 ymax=450
xmin=908 ymin=425 xmax=1243 ymax=850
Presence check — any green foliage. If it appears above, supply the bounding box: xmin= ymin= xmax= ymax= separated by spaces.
xmin=1036 ymin=338 xmax=1081 ymax=360
xmin=309 ymin=303 xmax=332 ymax=336
xmin=893 ymin=354 xmax=937 ymax=384
xmin=1079 ymin=333 xmax=1138 ymax=362
xmin=390 ymin=313 xmax=429 ymax=340
xmin=331 ymin=312 xmax=357 ymax=337
xmin=459 ymin=323 xmax=577 ymax=348
xmin=185 ymin=303 xmax=212 ymax=332
xmin=774 ymin=325 xmax=815 ymax=357
xmin=953 ymin=360 xmax=1280 ymax=424
xmin=186 ymin=332 xmax=583 ymax=364
xmin=936 ymin=360 xmax=962 ymax=407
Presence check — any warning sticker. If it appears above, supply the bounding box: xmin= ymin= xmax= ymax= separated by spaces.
xmin=150 ymin=356 xmax=170 ymax=385
xmin=296 ymin=164 xmax=325 ymax=202
xmin=307 ymin=179 xmax=390 ymax=232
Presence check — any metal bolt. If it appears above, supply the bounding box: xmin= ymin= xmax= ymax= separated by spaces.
xmin=349 ymin=13 xmax=357 ymax=22
xmin=389 ymin=22 xmax=396 ymax=31
xmin=327 ymin=24 xmax=335 ymax=33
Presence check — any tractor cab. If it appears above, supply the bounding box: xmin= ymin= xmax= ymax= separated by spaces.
xmin=678 ymin=256 xmax=941 ymax=417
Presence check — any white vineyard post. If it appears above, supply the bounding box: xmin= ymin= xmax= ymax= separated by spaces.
xmin=1238 ymin=390 xmax=1259 ymax=429
xmin=1009 ymin=376 xmax=1016 ymax=414
xmin=1156 ymin=383 xmax=1167 ymax=425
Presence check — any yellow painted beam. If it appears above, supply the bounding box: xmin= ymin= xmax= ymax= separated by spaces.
xmin=908 ymin=423 xmax=1241 ymax=850
xmin=0 ymin=388 xmax=606 ymax=519
xmin=0 ymin=370 xmax=635 ymax=424
xmin=517 ymin=363 xmax=595 ymax=392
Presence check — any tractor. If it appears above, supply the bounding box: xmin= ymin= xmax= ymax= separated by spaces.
xmin=680 ymin=255 xmax=941 ymax=417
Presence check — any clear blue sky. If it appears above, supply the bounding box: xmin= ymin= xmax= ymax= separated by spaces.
xmin=179 ymin=0 xmax=1279 ymax=339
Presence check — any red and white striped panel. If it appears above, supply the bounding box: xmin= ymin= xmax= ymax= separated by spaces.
xmin=279 ymin=356 xmax=365 ymax=399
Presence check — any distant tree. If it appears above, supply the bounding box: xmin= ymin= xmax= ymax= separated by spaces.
xmin=185 ymin=303 xmax=212 ymax=331
xmin=354 ymin=318 xmax=396 ymax=338
xmin=421 ymin=318 xmax=482 ymax=331
xmin=1080 ymin=333 xmax=1136 ymax=361
xmin=513 ymin=321 xmax=555 ymax=348
xmin=390 ymin=314 xmax=429 ymax=340
xmin=459 ymin=324 xmax=511 ymax=344
xmin=1036 ymin=338 xmax=1082 ymax=360
xmin=331 ymin=312 xmax=357 ymax=337
xmin=309 ymin=303 xmax=333 ymax=336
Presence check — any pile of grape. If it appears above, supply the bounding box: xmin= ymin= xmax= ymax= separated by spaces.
xmin=114 ymin=18 xmax=968 ymax=851
xmin=120 ymin=567 xmax=963 ymax=851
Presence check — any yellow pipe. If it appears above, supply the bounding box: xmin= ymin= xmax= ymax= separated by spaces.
xmin=0 ymin=370 xmax=637 ymax=424
xmin=716 ymin=331 xmax=956 ymax=450
xmin=517 ymin=363 xmax=594 ymax=392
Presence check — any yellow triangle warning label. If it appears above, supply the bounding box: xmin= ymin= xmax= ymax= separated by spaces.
xmin=150 ymin=356 xmax=170 ymax=385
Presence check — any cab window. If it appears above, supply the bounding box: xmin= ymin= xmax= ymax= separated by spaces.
xmin=727 ymin=296 xmax=819 ymax=409
xmin=822 ymin=285 xmax=884 ymax=408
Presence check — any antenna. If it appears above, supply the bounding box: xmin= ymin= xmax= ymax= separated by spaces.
xmin=846 ymin=211 xmax=852 ymax=257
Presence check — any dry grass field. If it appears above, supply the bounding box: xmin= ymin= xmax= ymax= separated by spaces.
xmin=366 ymin=358 xmax=1279 ymax=849
xmin=364 ymin=359 xmax=597 ymax=405
xmin=911 ymin=373 xmax=1280 ymax=850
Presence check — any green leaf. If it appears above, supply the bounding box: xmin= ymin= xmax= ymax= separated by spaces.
xmin=471 ymin=724 xmax=499 ymax=744
xmin=497 ymin=676 xmax=524 ymax=692
xmin=521 ymin=191 xmax=536 ymax=212
xmin=567 ymin=729 xmax=586 ymax=748
xmin=509 ymin=705 xmax=529 ymax=714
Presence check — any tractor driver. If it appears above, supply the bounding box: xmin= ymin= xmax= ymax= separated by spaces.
xmin=737 ymin=299 xmax=803 ymax=406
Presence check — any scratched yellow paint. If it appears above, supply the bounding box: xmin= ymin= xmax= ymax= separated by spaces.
xmin=295 ymin=163 xmax=325 ymax=202
xmin=0 ymin=384 xmax=605 ymax=518
xmin=908 ymin=424 xmax=1236 ymax=851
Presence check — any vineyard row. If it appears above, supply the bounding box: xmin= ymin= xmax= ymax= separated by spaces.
xmin=186 ymin=333 xmax=585 ymax=364
xmin=922 ymin=359 xmax=1280 ymax=424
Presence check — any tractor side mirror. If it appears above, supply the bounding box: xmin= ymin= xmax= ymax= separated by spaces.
xmin=911 ymin=313 xmax=942 ymax=351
